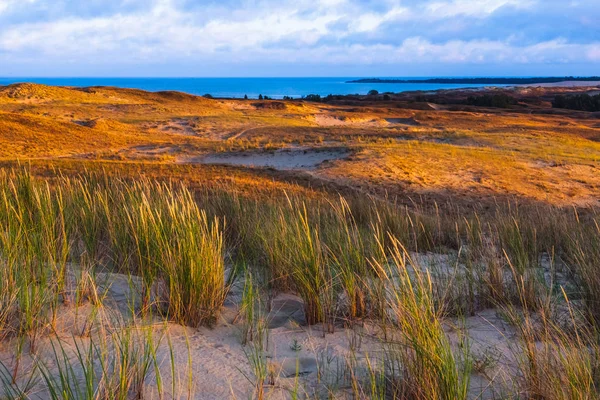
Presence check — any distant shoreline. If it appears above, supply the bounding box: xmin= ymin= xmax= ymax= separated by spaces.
xmin=2 ymin=78 xmax=599 ymax=100
xmin=347 ymin=77 xmax=600 ymax=85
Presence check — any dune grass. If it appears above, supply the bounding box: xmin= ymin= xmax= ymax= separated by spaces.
xmin=0 ymin=169 xmax=228 ymax=331
xmin=0 ymin=167 xmax=600 ymax=398
xmin=370 ymin=236 xmax=472 ymax=400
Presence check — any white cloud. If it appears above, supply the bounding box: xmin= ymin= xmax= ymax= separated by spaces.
xmin=588 ymin=45 xmax=600 ymax=61
xmin=0 ymin=0 xmax=598 ymax=74
xmin=0 ymin=0 xmax=37 ymax=14
xmin=352 ymin=7 xmax=409 ymax=33
xmin=425 ymin=0 xmax=535 ymax=18
xmin=0 ymin=0 xmax=346 ymax=57
xmin=246 ymin=37 xmax=600 ymax=66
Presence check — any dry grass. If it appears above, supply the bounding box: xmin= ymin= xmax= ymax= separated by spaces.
xmin=323 ymin=137 xmax=600 ymax=205
xmin=1 ymin=82 xmax=599 ymax=207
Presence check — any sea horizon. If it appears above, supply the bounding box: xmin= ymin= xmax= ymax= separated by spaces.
xmin=0 ymin=76 xmax=531 ymax=99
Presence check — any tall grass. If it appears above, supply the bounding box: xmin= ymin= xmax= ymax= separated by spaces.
xmin=2 ymin=167 xmax=600 ymax=399
xmin=565 ymin=214 xmax=600 ymax=326
xmin=256 ymin=201 xmax=334 ymax=326
xmin=504 ymin=285 xmax=600 ymax=399
xmin=239 ymin=269 xmax=268 ymax=349
xmin=324 ymin=197 xmax=382 ymax=320
xmin=0 ymin=169 xmax=227 ymax=330
xmin=156 ymin=196 xmax=226 ymax=327
xmin=372 ymin=236 xmax=472 ymax=399
xmin=31 ymin=324 xmax=166 ymax=400
xmin=251 ymin=196 xmax=386 ymax=327
xmin=0 ymin=172 xmax=69 ymax=348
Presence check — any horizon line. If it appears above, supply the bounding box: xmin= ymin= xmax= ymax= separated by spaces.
xmin=2 ymin=75 xmax=597 ymax=79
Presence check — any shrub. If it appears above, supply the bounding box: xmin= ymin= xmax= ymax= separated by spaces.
xmin=465 ymin=93 xmax=517 ymax=108
xmin=304 ymin=94 xmax=322 ymax=102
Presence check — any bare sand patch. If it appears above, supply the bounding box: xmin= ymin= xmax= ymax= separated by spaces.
xmin=130 ymin=144 xmax=177 ymax=156
xmin=187 ymin=148 xmax=350 ymax=170
xmin=427 ymin=102 xmax=444 ymax=110
xmin=144 ymin=118 xmax=198 ymax=136
xmin=313 ymin=114 xmax=384 ymax=127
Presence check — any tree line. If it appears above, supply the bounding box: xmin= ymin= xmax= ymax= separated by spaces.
xmin=552 ymin=94 xmax=600 ymax=112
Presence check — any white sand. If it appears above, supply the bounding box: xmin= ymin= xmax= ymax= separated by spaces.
xmin=313 ymin=114 xmax=384 ymax=127
xmin=188 ymin=149 xmax=350 ymax=171
xmin=0 ymin=260 xmax=532 ymax=400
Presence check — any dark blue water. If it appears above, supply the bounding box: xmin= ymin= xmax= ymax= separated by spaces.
xmin=0 ymin=77 xmax=510 ymax=99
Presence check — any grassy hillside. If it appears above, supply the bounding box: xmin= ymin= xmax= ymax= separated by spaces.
xmin=1 ymin=83 xmax=599 ymax=206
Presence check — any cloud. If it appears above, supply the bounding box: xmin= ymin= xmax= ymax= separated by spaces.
xmin=0 ymin=0 xmax=37 ymax=15
xmin=277 ymin=38 xmax=599 ymax=66
xmin=588 ymin=45 xmax=600 ymax=62
xmin=351 ymin=7 xmax=409 ymax=33
xmin=424 ymin=0 xmax=535 ymax=18
xmin=0 ymin=0 xmax=598 ymax=75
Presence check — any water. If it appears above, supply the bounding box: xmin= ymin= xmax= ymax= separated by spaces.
xmin=0 ymin=77 xmax=511 ymax=99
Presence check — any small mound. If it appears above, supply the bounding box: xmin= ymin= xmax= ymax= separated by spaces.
xmin=72 ymin=118 xmax=110 ymax=130
xmin=155 ymin=90 xmax=210 ymax=103
xmin=76 ymin=87 xmax=216 ymax=106
xmin=253 ymin=101 xmax=287 ymax=110
xmin=0 ymin=83 xmax=90 ymax=102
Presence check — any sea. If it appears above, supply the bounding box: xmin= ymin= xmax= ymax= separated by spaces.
xmin=0 ymin=77 xmax=512 ymax=99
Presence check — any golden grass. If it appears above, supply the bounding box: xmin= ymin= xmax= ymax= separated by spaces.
xmin=323 ymin=138 xmax=600 ymax=205
xmin=1 ymin=82 xmax=599 ymax=207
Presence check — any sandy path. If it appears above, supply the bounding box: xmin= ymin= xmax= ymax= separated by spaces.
xmin=225 ymin=126 xmax=265 ymax=141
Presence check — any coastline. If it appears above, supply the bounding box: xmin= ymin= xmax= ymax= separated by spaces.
xmin=2 ymin=77 xmax=598 ymax=99
xmin=347 ymin=77 xmax=600 ymax=85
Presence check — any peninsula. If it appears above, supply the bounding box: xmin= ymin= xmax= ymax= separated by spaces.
xmin=347 ymin=76 xmax=600 ymax=84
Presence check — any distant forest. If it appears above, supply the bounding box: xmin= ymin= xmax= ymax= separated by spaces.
xmin=348 ymin=77 xmax=600 ymax=84
xmin=465 ymin=93 xmax=517 ymax=108
xmin=552 ymin=94 xmax=600 ymax=112
xmin=412 ymin=93 xmax=518 ymax=108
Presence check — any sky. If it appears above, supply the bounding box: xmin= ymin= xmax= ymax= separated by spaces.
xmin=0 ymin=0 xmax=599 ymax=77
